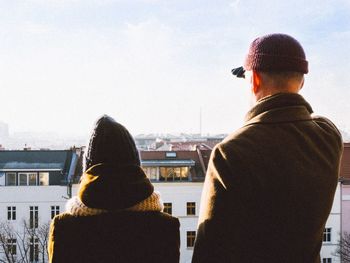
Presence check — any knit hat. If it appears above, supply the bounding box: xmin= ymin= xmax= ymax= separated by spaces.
xmin=84 ymin=115 xmax=141 ymax=170
xmin=79 ymin=115 xmax=154 ymax=210
xmin=232 ymin=33 xmax=308 ymax=78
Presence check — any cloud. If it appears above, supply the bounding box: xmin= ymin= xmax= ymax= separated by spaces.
xmin=0 ymin=0 xmax=349 ymax=135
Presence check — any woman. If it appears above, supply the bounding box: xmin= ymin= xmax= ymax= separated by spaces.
xmin=48 ymin=115 xmax=180 ymax=263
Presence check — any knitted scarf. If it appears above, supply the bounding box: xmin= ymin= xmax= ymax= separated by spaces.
xmin=66 ymin=191 xmax=164 ymax=216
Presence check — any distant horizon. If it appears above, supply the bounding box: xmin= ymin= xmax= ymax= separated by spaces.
xmin=1 ymin=119 xmax=350 ymax=139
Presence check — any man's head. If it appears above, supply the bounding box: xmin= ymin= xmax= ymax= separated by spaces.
xmin=232 ymin=33 xmax=308 ymax=102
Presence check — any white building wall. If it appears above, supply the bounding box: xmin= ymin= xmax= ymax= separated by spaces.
xmin=0 ymin=185 xmax=75 ymax=263
xmin=0 ymin=183 xmax=202 ymax=263
xmin=153 ymin=182 xmax=203 ymax=263
xmin=320 ymin=183 xmax=341 ymax=263
xmin=1 ymin=182 xmax=341 ymax=263
xmin=0 ymin=186 xmax=72 ymax=230
xmin=342 ymin=184 xmax=350 ymax=233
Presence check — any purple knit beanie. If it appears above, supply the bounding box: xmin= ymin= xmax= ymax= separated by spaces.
xmin=232 ymin=33 xmax=308 ymax=78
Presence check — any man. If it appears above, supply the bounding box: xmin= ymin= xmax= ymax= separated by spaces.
xmin=192 ymin=33 xmax=343 ymax=263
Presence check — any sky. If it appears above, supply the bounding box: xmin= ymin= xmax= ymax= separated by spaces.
xmin=0 ymin=0 xmax=349 ymax=137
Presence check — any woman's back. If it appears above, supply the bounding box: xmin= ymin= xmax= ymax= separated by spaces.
xmin=48 ymin=115 xmax=180 ymax=263
xmin=49 ymin=211 xmax=180 ymax=263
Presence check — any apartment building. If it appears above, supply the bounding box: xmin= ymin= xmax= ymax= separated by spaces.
xmin=0 ymin=143 xmax=348 ymax=263
xmin=0 ymin=149 xmax=81 ymax=263
xmin=140 ymin=147 xmax=210 ymax=263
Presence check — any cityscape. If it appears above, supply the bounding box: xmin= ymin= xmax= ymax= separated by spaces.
xmin=0 ymin=119 xmax=350 ymax=262
xmin=0 ymin=0 xmax=349 ymax=262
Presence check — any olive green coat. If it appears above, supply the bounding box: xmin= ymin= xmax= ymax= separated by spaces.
xmin=192 ymin=93 xmax=343 ymax=263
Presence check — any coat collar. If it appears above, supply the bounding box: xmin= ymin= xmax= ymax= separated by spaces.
xmin=244 ymin=93 xmax=313 ymax=125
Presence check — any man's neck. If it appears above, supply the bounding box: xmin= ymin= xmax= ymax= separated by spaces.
xmin=253 ymin=88 xmax=300 ymax=104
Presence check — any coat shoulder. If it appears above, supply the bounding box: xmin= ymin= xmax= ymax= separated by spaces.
xmin=312 ymin=115 xmax=343 ymax=146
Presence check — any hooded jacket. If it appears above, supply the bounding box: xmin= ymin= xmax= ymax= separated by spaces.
xmin=48 ymin=116 xmax=180 ymax=263
xmin=192 ymin=93 xmax=343 ymax=263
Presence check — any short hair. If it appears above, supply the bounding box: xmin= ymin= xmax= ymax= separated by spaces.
xmin=259 ymin=71 xmax=304 ymax=88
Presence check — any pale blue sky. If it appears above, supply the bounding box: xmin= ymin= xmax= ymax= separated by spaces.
xmin=0 ymin=0 xmax=349 ymax=136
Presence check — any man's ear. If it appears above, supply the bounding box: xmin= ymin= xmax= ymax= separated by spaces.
xmin=252 ymin=70 xmax=261 ymax=94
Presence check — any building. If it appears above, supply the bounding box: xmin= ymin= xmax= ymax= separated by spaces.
xmin=0 ymin=149 xmax=81 ymax=263
xmin=340 ymin=143 xmax=350 ymax=234
xmin=134 ymin=133 xmax=224 ymax=151
xmin=318 ymin=143 xmax=350 ymax=263
xmin=140 ymin=147 xmax=209 ymax=263
xmin=1 ymin=142 xmax=348 ymax=263
xmin=320 ymin=183 xmax=342 ymax=263
xmin=0 ymin=146 xmax=209 ymax=263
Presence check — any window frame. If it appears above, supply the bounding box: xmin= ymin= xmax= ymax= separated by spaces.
xmin=18 ymin=172 xmax=38 ymax=186
xmin=29 ymin=237 xmax=39 ymax=262
xmin=163 ymin=202 xmax=172 ymax=215
xmin=28 ymin=173 xmax=37 ymax=186
xmin=5 ymin=172 xmax=16 ymax=186
xmin=186 ymin=202 xmax=196 ymax=216
xmin=165 ymin=152 xmax=177 ymax=158
xmin=7 ymin=206 xmax=16 ymax=221
xmin=323 ymin=228 xmax=332 ymax=243
xmin=143 ymin=167 xmax=158 ymax=181
xmin=51 ymin=206 xmax=60 ymax=219
xmin=29 ymin=206 xmax=39 ymax=229
xmin=186 ymin=231 xmax=196 ymax=248
xmin=7 ymin=238 xmax=17 ymax=256
xmin=159 ymin=166 xmax=189 ymax=181
xmin=39 ymin=172 xmax=49 ymax=186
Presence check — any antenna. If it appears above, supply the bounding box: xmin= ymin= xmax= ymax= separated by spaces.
xmin=199 ymin=107 xmax=202 ymax=137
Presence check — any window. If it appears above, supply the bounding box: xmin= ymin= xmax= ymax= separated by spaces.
xmin=322 ymin=258 xmax=332 ymax=263
xmin=29 ymin=238 xmax=39 ymax=262
xmin=19 ymin=173 xmax=27 ymax=185
xmin=187 ymin=231 xmax=196 ymax=248
xmin=166 ymin=152 xmax=177 ymax=158
xmin=39 ymin=172 xmax=49 ymax=186
xmin=5 ymin=172 xmax=45 ymax=186
xmin=28 ymin=173 xmax=37 ymax=185
xmin=323 ymin=228 xmax=331 ymax=242
xmin=7 ymin=206 xmax=16 ymax=220
xmin=51 ymin=206 xmax=60 ymax=219
xmin=143 ymin=167 xmax=158 ymax=180
xmin=187 ymin=202 xmax=196 ymax=216
xmin=7 ymin=239 xmax=16 ymax=255
xmin=18 ymin=173 xmax=38 ymax=186
xmin=5 ymin=173 xmax=16 ymax=186
xmin=159 ymin=167 xmax=189 ymax=181
xmin=29 ymin=206 xmax=38 ymax=229
xmin=163 ymin=203 xmax=172 ymax=215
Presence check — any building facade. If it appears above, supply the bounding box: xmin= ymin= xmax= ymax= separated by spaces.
xmin=320 ymin=183 xmax=342 ymax=263
xmin=140 ymin=148 xmax=208 ymax=263
xmin=0 ymin=149 xmax=81 ymax=263
xmin=1 ymin=143 xmax=349 ymax=263
xmin=341 ymin=143 xmax=350 ymax=234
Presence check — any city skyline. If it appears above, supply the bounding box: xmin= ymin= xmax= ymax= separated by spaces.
xmin=0 ymin=0 xmax=349 ymax=136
